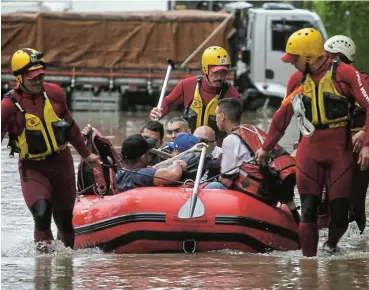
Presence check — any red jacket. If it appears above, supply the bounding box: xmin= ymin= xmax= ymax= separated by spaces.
xmin=1 ymin=82 xmax=91 ymax=157
xmin=262 ymin=59 xmax=369 ymax=150
xmin=161 ymin=75 xmax=241 ymax=117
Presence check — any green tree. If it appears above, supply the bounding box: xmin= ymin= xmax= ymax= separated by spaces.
xmin=304 ymin=1 xmax=369 ymax=72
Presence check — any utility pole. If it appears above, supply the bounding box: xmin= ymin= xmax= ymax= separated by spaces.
xmin=208 ymin=0 xmax=213 ymax=11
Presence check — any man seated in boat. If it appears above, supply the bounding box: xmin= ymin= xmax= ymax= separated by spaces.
xmin=154 ymin=133 xmax=202 ymax=182
xmin=206 ymin=98 xmax=296 ymax=208
xmin=140 ymin=120 xmax=164 ymax=149
xmin=82 ymin=120 xmax=165 ymax=166
xmin=155 ymin=132 xmax=220 ymax=183
xmin=161 ymin=117 xmax=192 ymax=154
xmin=193 ymin=126 xmax=222 ymax=181
xmin=168 ymin=133 xmax=199 ymax=156
xmin=115 ymin=134 xmax=188 ymax=192
xmin=139 ymin=120 xmax=165 ymax=165
xmin=193 ymin=126 xmax=222 ymax=159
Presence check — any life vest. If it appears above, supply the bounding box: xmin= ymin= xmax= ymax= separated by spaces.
xmin=77 ymin=127 xmax=122 ymax=195
xmin=302 ymin=59 xmax=353 ymax=129
xmin=232 ymin=125 xmax=296 ymax=205
xmin=182 ymin=75 xmax=229 ymax=133
xmin=5 ymin=90 xmax=69 ymax=160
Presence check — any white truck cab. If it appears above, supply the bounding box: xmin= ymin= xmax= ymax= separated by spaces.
xmin=229 ymin=2 xmax=328 ymax=113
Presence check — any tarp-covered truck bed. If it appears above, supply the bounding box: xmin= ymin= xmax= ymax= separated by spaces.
xmin=1 ymin=10 xmax=234 ymax=70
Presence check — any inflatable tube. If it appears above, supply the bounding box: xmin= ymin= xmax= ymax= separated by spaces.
xmin=73 ymin=187 xmax=299 ymax=253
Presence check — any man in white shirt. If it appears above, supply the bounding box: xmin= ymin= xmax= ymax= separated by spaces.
xmin=206 ymin=99 xmax=297 ymax=211
xmin=204 ymin=99 xmax=253 ymax=189
xmin=216 ymin=99 xmax=253 ymax=188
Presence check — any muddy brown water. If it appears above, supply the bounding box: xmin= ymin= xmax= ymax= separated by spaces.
xmin=1 ymin=111 xmax=368 ymax=290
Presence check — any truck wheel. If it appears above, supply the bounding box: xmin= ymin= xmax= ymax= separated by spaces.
xmin=248 ymin=97 xmax=281 ymax=118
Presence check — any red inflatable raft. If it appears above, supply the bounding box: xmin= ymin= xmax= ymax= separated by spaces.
xmin=73 ymin=187 xmax=299 ymax=253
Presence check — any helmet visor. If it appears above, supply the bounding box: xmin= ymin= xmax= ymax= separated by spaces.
xmin=209 ymin=65 xmax=229 ymax=73
xmin=281 ymin=53 xmax=299 ymax=64
xmin=24 ymin=68 xmax=45 ymax=79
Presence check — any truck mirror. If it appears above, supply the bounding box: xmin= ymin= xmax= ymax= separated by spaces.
xmin=224 ymin=2 xmax=253 ymax=13
xmin=242 ymin=50 xmax=250 ymax=65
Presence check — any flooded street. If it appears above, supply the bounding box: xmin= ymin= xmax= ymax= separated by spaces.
xmin=1 ymin=111 xmax=369 ymax=290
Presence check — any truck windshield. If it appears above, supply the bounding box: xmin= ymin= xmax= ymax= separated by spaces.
xmin=271 ymin=20 xmax=319 ymax=52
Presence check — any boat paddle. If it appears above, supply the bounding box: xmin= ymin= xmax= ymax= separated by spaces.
xmin=178 ymin=146 xmax=207 ymax=219
xmin=149 ymin=148 xmax=173 ymax=159
xmin=154 ymin=59 xmax=175 ymax=121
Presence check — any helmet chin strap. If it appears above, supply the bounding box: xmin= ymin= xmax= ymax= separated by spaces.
xmin=20 ymin=82 xmax=32 ymax=94
xmin=301 ymin=62 xmax=310 ymax=83
xmin=205 ymin=74 xmax=211 ymax=85
xmin=20 ymin=81 xmax=42 ymax=95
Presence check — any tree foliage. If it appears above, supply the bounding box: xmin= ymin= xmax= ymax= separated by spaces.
xmin=304 ymin=1 xmax=369 ymax=72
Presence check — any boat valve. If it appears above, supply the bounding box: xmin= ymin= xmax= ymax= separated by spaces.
xmin=183 ymin=239 xmax=196 ymax=253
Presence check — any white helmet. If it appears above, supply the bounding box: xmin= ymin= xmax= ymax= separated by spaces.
xmin=324 ymin=35 xmax=356 ymax=62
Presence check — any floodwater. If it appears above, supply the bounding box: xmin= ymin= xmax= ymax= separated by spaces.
xmin=1 ymin=110 xmax=369 ymax=290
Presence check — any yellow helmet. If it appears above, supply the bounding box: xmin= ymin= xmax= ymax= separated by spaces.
xmin=201 ymin=46 xmax=231 ymax=75
xmin=11 ymin=48 xmax=46 ymax=83
xmin=284 ymin=28 xmax=324 ymax=64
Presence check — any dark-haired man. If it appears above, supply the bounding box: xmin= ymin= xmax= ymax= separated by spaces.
xmin=140 ymin=120 xmax=164 ymax=149
xmin=207 ymin=99 xmax=296 ymax=210
xmin=115 ymin=134 xmax=187 ymax=192
xmin=159 ymin=117 xmax=192 ymax=158
xmin=165 ymin=117 xmax=191 ymax=142
xmin=140 ymin=120 xmax=165 ymax=165
xmin=149 ymin=46 xmax=241 ymax=133
xmin=214 ymin=99 xmax=251 ymax=188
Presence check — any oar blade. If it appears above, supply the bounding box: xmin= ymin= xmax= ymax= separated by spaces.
xmin=178 ymin=146 xmax=207 ymax=219
xmin=178 ymin=196 xmax=205 ymax=219
xmin=190 ymin=197 xmax=205 ymax=218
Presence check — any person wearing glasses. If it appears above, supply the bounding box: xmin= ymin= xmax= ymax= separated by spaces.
xmin=193 ymin=126 xmax=222 ymax=159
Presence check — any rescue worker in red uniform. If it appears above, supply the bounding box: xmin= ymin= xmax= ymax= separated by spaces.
xmin=149 ymin=46 xmax=241 ymax=133
xmin=324 ymin=35 xmax=368 ymax=233
xmin=1 ymin=48 xmax=100 ymax=251
xmin=293 ymin=35 xmax=369 ymax=233
xmin=255 ymin=29 xmax=369 ymax=256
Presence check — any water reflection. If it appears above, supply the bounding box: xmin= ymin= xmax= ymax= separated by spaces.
xmin=33 ymin=256 xmax=74 ymax=290
xmin=25 ymin=253 xmax=369 ymax=290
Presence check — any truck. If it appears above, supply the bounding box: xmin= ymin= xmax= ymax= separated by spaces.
xmin=1 ymin=2 xmax=327 ymax=114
